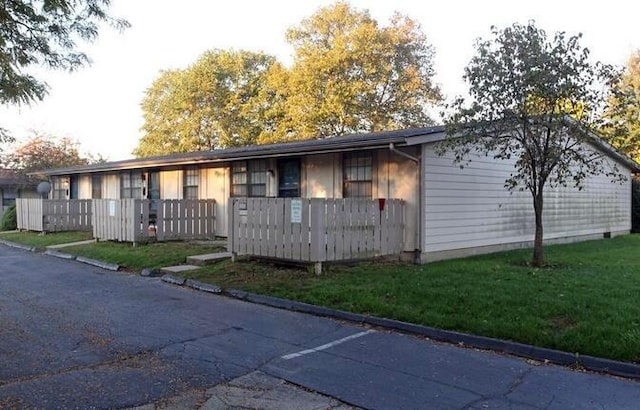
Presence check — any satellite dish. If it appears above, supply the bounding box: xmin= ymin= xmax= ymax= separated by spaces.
xmin=37 ymin=181 xmax=52 ymax=195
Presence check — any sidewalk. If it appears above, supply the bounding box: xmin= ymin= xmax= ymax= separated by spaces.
xmin=132 ymin=371 xmax=357 ymax=410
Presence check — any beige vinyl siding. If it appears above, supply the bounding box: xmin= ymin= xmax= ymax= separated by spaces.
xmin=78 ymin=175 xmax=92 ymax=199
xmin=200 ymin=166 xmax=229 ymax=237
xmin=421 ymin=143 xmax=632 ymax=259
xmin=266 ymin=158 xmax=277 ymax=197
xmin=20 ymin=189 xmax=40 ymax=199
xmin=103 ymin=174 xmax=120 ymax=199
xmin=301 ymin=150 xmax=419 ymax=251
xmin=304 ymin=153 xmax=342 ymax=198
xmin=377 ymin=148 xmax=419 ymax=251
xmin=160 ymin=170 xmax=182 ymax=199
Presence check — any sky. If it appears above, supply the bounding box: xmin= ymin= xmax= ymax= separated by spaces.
xmin=1 ymin=0 xmax=639 ymax=161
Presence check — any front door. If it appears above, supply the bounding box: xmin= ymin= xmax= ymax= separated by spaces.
xmin=69 ymin=176 xmax=79 ymax=199
xmin=148 ymin=171 xmax=160 ymax=220
xmin=278 ymin=159 xmax=301 ymax=197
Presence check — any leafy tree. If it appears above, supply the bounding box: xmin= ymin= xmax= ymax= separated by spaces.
xmin=259 ymin=2 xmax=441 ymax=143
xmin=441 ymin=22 xmax=623 ymax=267
xmin=0 ymin=1 xmax=128 ymax=154
xmin=134 ymin=50 xmax=276 ymax=157
xmin=602 ymin=50 xmax=640 ymax=162
xmin=3 ymin=132 xmax=102 ymax=173
xmin=1 ymin=204 xmax=17 ymax=231
xmin=0 ymin=0 xmax=129 ymax=106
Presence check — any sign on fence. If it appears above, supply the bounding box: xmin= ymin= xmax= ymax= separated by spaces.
xmin=290 ymin=199 xmax=302 ymax=224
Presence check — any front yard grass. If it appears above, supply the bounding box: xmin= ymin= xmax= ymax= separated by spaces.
xmin=0 ymin=230 xmax=93 ymax=247
xmin=63 ymin=241 xmax=224 ymax=271
xmin=185 ymin=235 xmax=640 ymax=363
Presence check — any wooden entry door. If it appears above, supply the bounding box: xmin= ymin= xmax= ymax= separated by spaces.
xmin=277 ymin=158 xmax=300 ymax=197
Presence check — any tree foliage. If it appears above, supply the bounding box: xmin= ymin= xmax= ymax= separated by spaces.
xmin=441 ymin=21 xmax=623 ymax=267
xmin=258 ymin=2 xmax=441 ymax=143
xmin=0 ymin=0 xmax=129 ymax=106
xmin=134 ymin=50 xmax=276 ymax=157
xmin=135 ymin=2 xmax=442 ymax=155
xmin=602 ymin=50 xmax=640 ymax=162
xmin=1 ymin=204 xmax=17 ymax=231
xmin=3 ymin=131 xmax=103 ymax=173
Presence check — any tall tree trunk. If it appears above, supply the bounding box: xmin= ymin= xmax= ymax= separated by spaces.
xmin=532 ymin=191 xmax=544 ymax=267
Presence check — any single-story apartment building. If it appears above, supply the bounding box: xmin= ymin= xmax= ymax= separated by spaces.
xmin=0 ymin=168 xmax=39 ymax=221
xmin=38 ymin=125 xmax=639 ymax=262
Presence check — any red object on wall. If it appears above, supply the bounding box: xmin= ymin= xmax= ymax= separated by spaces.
xmin=378 ymin=198 xmax=386 ymax=211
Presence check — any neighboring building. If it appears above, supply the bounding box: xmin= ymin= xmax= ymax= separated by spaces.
xmin=0 ymin=169 xmax=40 ymax=221
xmin=37 ymin=125 xmax=639 ymax=262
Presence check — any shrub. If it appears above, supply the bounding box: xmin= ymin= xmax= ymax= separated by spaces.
xmin=1 ymin=203 xmax=17 ymax=231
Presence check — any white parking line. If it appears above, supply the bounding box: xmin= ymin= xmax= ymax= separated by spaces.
xmin=282 ymin=329 xmax=376 ymax=360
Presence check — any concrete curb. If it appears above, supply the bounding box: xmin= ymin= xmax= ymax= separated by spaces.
xmin=44 ymin=250 xmax=76 ymax=260
xmin=0 ymin=238 xmax=122 ymax=271
xmin=140 ymin=268 xmax=163 ymax=277
xmin=0 ymin=239 xmax=36 ymax=252
xmin=161 ymin=274 xmax=186 ymax=285
xmin=75 ymin=256 xmax=120 ymax=271
xmin=185 ymin=279 xmax=222 ymax=294
xmin=224 ymin=289 xmax=640 ymax=380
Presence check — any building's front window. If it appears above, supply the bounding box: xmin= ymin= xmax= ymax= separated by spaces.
xmin=2 ymin=188 xmax=16 ymax=207
xmin=183 ymin=168 xmax=199 ymax=199
xmin=343 ymin=152 xmax=373 ymax=198
xmin=121 ymin=171 xmax=143 ymax=199
xmin=232 ymin=160 xmax=266 ymax=197
xmin=52 ymin=177 xmax=69 ymax=199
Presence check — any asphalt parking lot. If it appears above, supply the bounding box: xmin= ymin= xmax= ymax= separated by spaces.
xmin=1 ymin=244 xmax=640 ymax=409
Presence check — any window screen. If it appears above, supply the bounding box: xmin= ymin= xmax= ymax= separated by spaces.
xmin=343 ymin=152 xmax=373 ymax=198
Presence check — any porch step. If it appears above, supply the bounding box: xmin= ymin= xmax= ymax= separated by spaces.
xmin=190 ymin=239 xmax=227 ymax=247
xmin=186 ymin=252 xmax=232 ymax=266
xmin=46 ymin=239 xmax=96 ymax=249
xmin=160 ymin=265 xmax=201 ymax=274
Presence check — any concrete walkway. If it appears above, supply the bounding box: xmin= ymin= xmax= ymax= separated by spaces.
xmin=160 ymin=264 xmax=201 ymax=274
xmin=186 ymin=252 xmax=232 ymax=266
xmin=132 ymin=371 xmax=356 ymax=410
xmin=160 ymin=251 xmax=231 ymax=274
xmin=46 ymin=239 xmax=96 ymax=249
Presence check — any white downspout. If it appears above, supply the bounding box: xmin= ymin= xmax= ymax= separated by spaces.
xmin=389 ymin=143 xmax=422 ymax=263
xmin=389 ymin=143 xmax=419 ymax=163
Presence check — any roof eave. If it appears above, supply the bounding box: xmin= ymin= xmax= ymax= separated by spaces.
xmin=39 ymin=132 xmax=435 ymax=176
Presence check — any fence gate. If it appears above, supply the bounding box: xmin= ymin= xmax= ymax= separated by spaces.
xmin=16 ymin=199 xmax=92 ymax=232
xmin=92 ymin=199 xmax=215 ymax=243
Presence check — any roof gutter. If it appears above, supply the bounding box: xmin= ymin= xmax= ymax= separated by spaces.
xmin=40 ymin=142 xmax=411 ymax=176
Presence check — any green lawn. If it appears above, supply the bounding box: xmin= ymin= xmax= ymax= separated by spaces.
xmin=0 ymin=230 xmax=93 ymax=248
xmin=0 ymin=230 xmax=223 ymax=271
xmin=185 ymin=235 xmax=640 ymax=363
xmin=63 ymin=241 xmax=224 ymax=271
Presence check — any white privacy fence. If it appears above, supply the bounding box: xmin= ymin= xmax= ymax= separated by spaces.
xmin=92 ymin=199 xmax=215 ymax=243
xmin=228 ymin=198 xmax=405 ymax=267
xmin=16 ymin=199 xmax=92 ymax=232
